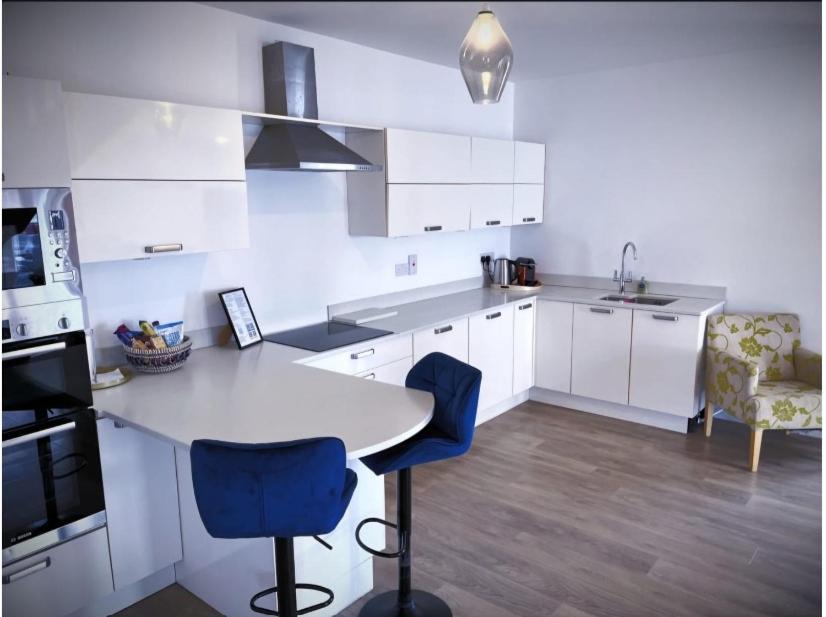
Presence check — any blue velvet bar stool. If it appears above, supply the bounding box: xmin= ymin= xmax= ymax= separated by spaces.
xmin=190 ymin=437 xmax=357 ymax=617
xmin=355 ymin=352 xmax=482 ymax=617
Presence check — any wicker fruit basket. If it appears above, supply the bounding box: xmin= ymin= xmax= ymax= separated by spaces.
xmin=123 ymin=336 xmax=192 ymax=374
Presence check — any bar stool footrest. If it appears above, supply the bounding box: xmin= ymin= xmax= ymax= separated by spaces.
xmin=250 ymin=583 xmax=334 ymax=616
xmin=355 ymin=517 xmax=402 ymax=558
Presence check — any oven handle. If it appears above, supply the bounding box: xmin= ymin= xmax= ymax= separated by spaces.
xmin=3 ymin=557 xmax=51 ymax=584
xmin=2 ymin=341 xmax=67 ymax=361
xmin=2 ymin=422 xmax=76 ymax=449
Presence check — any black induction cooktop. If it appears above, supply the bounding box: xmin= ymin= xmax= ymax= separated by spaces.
xmin=264 ymin=321 xmax=393 ymax=352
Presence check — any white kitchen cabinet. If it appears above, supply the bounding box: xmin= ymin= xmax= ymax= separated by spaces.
xmin=2 ymin=526 xmax=113 ymax=617
xmin=512 ymin=184 xmax=544 ymax=225
xmin=72 ymin=180 xmax=249 ymax=263
xmin=355 ymin=356 xmax=413 ymax=387
xmin=387 ymin=184 xmax=471 ymax=237
xmin=413 ymin=317 xmax=469 ymax=364
xmin=535 ymin=300 xmax=574 ymax=393
xmin=304 ymin=334 xmax=412 ymax=376
xmin=629 ymin=311 xmax=703 ymax=416
xmin=470 ymin=137 xmax=515 ymax=183
xmin=469 ymin=305 xmax=514 ymax=411
xmin=514 ymin=141 xmax=546 ymax=184
xmin=63 ymin=93 xmax=245 ymax=181
xmin=385 ymin=129 xmax=471 ymax=183
xmin=513 ymin=299 xmax=536 ymax=393
xmin=469 ymin=184 xmax=514 ymax=230
xmin=97 ymin=418 xmax=182 ymax=591
xmin=2 ymin=76 xmax=72 ymax=189
xmin=571 ymin=304 xmax=633 ymax=405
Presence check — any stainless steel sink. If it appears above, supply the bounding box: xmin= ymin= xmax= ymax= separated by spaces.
xmin=600 ymin=295 xmax=677 ymax=306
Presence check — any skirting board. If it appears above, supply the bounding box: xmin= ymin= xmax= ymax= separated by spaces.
xmin=477 ymin=390 xmax=531 ymax=426
xmin=529 ymin=387 xmax=690 ymax=434
xmin=67 ymin=565 xmax=175 ymax=617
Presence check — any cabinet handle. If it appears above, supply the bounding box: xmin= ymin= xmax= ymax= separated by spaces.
xmin=424 ymin=226 xmax=442 ymax=232
xmin=434 ymin=325 xmax=453 ymax=335
xmin=145 ymin=243 xmax=183 ymax=254
xmin=652 ymin=314 xmax=679 ymax=322
xmin=362 ymin=373 xmax=376 ymax=380
xmin=522 ymin=217 xmax=536 ymax=223
xmin=589 ymin=307 xmax=613 ymax=315
xmin=485 ymin=220 xmax=501 ymax=226
xmin=350 ymin=348 xmax=375 ymax=360
xmin=485 ymin=311 xmax=502 ymax=320
xmin=3 ymin=558 xmax=51 ymax=584
xmin=113 ymin=421 xmax=126 ymax=429
xmin=518 ymin=303 xmax=533 ymax=311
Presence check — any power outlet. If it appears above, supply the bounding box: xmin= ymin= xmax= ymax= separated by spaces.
xmin=395 ymin=262 xmax=409 ymax=277
xmin=408 ymin=254 xmax=418 ymax=276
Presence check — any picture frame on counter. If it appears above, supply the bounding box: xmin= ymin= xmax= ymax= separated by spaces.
xmin=218 ymin=287 xmax=262 ymax=349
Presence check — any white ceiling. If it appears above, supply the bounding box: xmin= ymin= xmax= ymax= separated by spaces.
xmin=206 ymin=2 xmax=820 ymax=82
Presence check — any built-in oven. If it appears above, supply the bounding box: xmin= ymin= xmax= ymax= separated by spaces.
xmin=3 ymin=188 xmax=82 ymax=311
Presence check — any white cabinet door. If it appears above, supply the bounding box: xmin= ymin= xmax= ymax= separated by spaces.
xmin=2 ymin=76 xmax=72 ymax=188
xmin=2 ymin=527 xmax=113 ymax=617
xmin=470 ymin=137 xmax=514 ymax=183
xmin=571 ymin=304 xmax=633 ymax=405
xmin=387 ymin=184 xmax=470 ymax=237
xmin=385 ymin=129 xmax=471 ymax=183
xmin=64 ymin=93 xmax=245 ymax=181
xmin=629 ymin=311 xmax=703 ymax=416
xmin=97 ymin=418 xmax=182 ymax=590
xmin=512 ymin=184 xmax=544 ymax=225
xmin=356 ymin=356 xmax=413 ymax=387
xmin=469 ymin=305 xmax=514 ymax=411
xmin=535 ymin=300 xmax=574 ymax=393
xmin=72 ymin=180 xmax=249 ymax=263
xmin=469 ymin=184 xmax=514 ymax=230
xmin=514 ymin=141 xmax=546 ymax=184
xmin=513 ymin=299 xmax=536 ymax=393
xmin=413 ymin=317 xmax=469 ymax=364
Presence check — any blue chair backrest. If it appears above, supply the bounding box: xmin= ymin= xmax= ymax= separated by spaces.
xmin=405 ymin=352 xmax=482 ymax=451
xmin=190 ymin=436 xmax=349 ymax=539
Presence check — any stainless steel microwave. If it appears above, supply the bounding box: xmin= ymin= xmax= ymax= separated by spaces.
xmin=2 ymin=188 xmax=83 ymax=312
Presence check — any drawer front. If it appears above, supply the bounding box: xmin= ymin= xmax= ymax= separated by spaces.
xmin=355 ymin=356 xmax=413 ymax=387
xmin=305 ymin=335 xmax=413 ymax=375
xmin=2 ymin=527 xmax=113 ymax=617
xmin=413 ymin=317 xmax=469 ymax=364
xmin=387 ymin=184 xmax=471 ymax=237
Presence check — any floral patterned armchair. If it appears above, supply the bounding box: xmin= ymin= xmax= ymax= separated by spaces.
xmin=704 ymin=313 xmax=821 ymax=471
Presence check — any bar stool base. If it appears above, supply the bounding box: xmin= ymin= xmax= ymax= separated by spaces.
xmin=358 ymin=590 xmax=452 ymax=617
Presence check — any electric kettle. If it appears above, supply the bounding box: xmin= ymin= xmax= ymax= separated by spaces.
xmin=492 ymin=257 xmax=517 ymax=285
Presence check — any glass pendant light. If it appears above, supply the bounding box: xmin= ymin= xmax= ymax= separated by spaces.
xmin=459 ymin=4 xmax=513 ymax=104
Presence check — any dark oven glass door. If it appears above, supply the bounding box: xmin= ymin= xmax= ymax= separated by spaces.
xmin=2 ymin=408 xmax=105 ymax=555
xmin=2 ymin=331 xmax=92 ymax=412
xmin=2 ymin=207 xmax=46 ymax=291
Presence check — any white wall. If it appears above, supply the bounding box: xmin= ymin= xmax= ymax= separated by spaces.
xmin=3 ymin=2 xmax=513 ymax=338
xmin=511 ymin=43 xmax=822 ymax=350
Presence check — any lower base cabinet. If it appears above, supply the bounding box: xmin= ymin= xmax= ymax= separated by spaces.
xmin=469 ymin=305 xmax=515 ymax=411
xmin=412 ymin=317 xmax=469 ymax=364
xmin=535 ymin=300 xmax=573 ymax=392
xmin=513 ymin=299 xmax=536 ymax=393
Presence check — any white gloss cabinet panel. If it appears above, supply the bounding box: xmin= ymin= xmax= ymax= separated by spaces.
xmin=514 ymin=141 xmax=546 ymax=184
xmin=2 ymin=76 xmax=72 ymax=189
xmin=470 ymin=137 xmax=515 ymax=183
xmin=413 ymin=318 xmax=469 ymax=364
xmin=63 ymin=93 xmax=245 ymax=181
xmin=355 ymin=356 xmax=413 ymax=387
xmin=387 ymin=185 xmax=470 ymax=237
xmin=72 ymin=180 xmax=249 ymax=263
xmin=535 ymin=300 xmax=574 ymax=393
xmin=2 ymin=527 xmax=113 ymax=617
xmin=97 ymin=418 xmax=183 ymax=591
xmin=469 ymin=184 xmax=514 ymax=230
xmin=571 ymin=304 xmax=633 ymax=405
xmin=513 ymin=299 xmax=536 ymax=393
xmin=469 ymin=305 xmax=514 ymax=412
xmin=385 ymin=129 xmax=470 ymax=183
xmin=512 ymin=184 xmax=544 ymax=225
xmin=629 ymin=312 xmax=703 ymax=416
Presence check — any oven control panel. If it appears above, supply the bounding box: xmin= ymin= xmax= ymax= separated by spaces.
xmin=1 ymin=299 xmax=87 ymax=343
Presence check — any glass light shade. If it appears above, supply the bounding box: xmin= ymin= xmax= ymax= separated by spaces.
xmin=459 ymin=8 xmax=513 ymax=104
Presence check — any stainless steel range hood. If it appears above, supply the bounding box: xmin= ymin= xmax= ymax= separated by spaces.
xmin=245 ymin=42 xmax=382 ymax=172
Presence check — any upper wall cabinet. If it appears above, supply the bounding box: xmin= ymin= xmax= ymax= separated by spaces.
xmin=64 ymin=93 xmax=245 ymax=181
xmin=471 ymin=137 xmax=514 ymax=183
xmin=385 ymin=129 xmax=470 ymax=183
xmin=514 ymin=141 xmax=546 ymax=184
xmin=2 ymin=76 xmax=72 ymax=189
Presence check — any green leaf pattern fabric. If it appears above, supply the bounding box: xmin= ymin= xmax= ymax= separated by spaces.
xmin=706 ymin=313 xmax=821 ymax=430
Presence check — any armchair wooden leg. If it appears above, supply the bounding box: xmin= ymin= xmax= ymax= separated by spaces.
xmin=704 ymin=403 xmax=714 ymax=437
xmin=749 ymin=428 xmax=764 ymax=472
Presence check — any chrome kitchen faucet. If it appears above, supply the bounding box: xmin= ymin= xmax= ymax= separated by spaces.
xmin=613 ymin=241 xmax=638 ymax=294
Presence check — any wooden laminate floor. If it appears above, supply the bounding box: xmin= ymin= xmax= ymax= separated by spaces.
xmin=118 ymin=401 xmax=822 ymax=617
